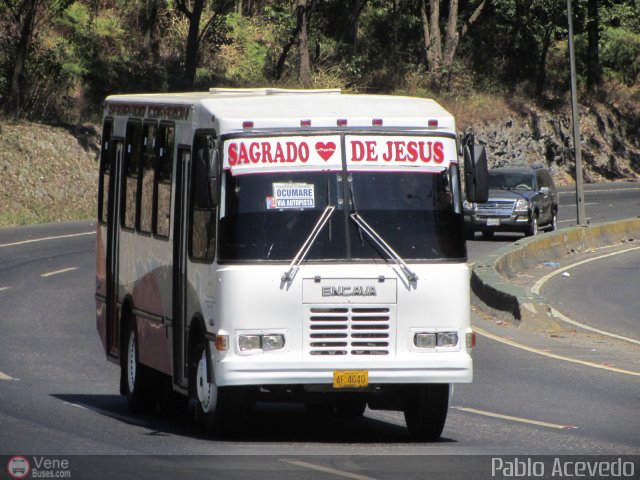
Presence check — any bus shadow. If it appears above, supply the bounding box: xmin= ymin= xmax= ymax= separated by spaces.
xmin=51 ymin=394 xmax=455 ymax=444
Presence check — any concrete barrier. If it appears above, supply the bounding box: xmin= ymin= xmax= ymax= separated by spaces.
xmin=470 ymin=217 xmax=640 ymax=323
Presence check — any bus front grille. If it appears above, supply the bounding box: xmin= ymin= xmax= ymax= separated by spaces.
xmin=305 ymin=306 xmax=395 ymax=357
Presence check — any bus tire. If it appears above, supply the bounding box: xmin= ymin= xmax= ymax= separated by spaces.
xmin=123 ymin=320 xmax=155 ymax=413
xmin=403 ymin=384 xmax=449 ymax=441
xmin=193 ymin=343 xmax=256 ymax=436
xmin=194 ymin=346 xmax=218 ymax=431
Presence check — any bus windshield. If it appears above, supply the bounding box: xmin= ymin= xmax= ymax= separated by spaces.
xmin=218 ymin=170 xmax=466 ymax=262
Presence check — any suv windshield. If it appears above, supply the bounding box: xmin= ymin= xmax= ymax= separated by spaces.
xmin=218 ymin=170 xmax=465 ymax=262
xmin=489 ymin=172 xmax=535 ymax=190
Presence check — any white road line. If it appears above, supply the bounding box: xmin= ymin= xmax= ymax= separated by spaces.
xmin=282 ymin=460 xmax=378 ymax=480
xmin=559 ymin=202 xmax=598 ymax=207
xmin=41 ymin=267 xmax=78 ymax=278
xmin=558 ymin=217 xmax=592 ymax=224
xmin=64 ymin=402 xmax=89 ymax=411
xmin=474 ymin=325 xmax=640 ymax=377
xmin=532 ymin=245 xmax=640 ymax=346
xmin=0 ymin=231 xmax=94 ymax=249
xmin=0 ymin=371 xmax=15 ymax=381
xmin=0 ymin=287 xmax=10 ymax=292
xmin=559 ymin=187 xmax=640 ymax=195
xmin=452 ymin=407 xmax=577 ymax=430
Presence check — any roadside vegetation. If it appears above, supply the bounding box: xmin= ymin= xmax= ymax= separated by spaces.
xmin=0 ymin=1 xmax=639 ymax=225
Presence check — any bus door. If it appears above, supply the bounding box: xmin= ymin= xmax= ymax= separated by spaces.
xmin=105 ymin=139 xmax=123 ymax=358
xmin=172 ymin=146 xmax=191 ymax=388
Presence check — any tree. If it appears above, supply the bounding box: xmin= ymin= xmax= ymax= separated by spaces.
xmin=586 ymin=0 xmax=601 ymax=93
xmin=140 ymin=0 xmax=162 ymax=60
xmin=1 ymin=0 xmax=73 ymax=117
xmin=174 ymin=0 xmax=232 ymax=90
xmin=420 ymin=0 xmax=487 ymax=87
xmin=297 ymin=0 xmax=311 ymax=86
xmin=344 ymin=0 xmax=367 ymax=55
xmin=272 ymin=0 xmax=314 ymax=83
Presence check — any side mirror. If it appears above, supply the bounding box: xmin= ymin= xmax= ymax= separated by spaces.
xmin=194 ymin=135 xmax=220 ymax=208
xmin=464 ymin=144 xmax=489 ymax=203
xmin=540 ymin=186 xmax=550 ymax=195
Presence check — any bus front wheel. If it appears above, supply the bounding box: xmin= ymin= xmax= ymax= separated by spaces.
xmin=194 ymin=348 xmax=218 ymax=430
xmin=403 ymin=384 xmax=449 ymax=441
xmin=193 ymin=343 xmax=256 ymax=436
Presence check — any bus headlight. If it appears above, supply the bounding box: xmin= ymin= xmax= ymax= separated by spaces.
xmin=238 ymin=333 xmax=286 ymax=352
xmin=437 ymin=332 xmax=458 ymax=347
xmin=239 ymin=335 xmax=261 ymax=351
xmin=413 ymin=332 xmax=459 ymax=349
xmin=414 ymin=333 xmax=437 ymax=348
xmin=262 ymin=334 xmax=285 ymax=351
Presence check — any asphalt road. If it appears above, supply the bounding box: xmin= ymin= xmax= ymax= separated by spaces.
xmin=0 ymin=182 xmax=638 ymax=479
xmin=541 ymin=246 xmax=640 ymax=341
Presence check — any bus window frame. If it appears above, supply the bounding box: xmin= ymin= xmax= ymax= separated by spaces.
xmin=153 ymin=121 xmax=176 ymax=240
xmin=98 ymin=117 xmax=114 ymax=225
xmin=188 ymin=129 xmax=218 ymax=264
xmin=138 ymin=120 xmax=158 ymax=236
xmin=121 ymin=118 xmax=143 ymax=232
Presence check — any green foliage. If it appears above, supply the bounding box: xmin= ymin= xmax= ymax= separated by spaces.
xmin=600 ymin=27 xmax=640 ymax=85
xmin=0 ymin=0 xmax=639 ymax=121
xmin=209 ymin=12 xmax=270 ymax=86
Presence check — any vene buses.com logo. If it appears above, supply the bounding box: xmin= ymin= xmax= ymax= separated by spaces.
xmin=7 ymin=456 xmax=30 ymax=479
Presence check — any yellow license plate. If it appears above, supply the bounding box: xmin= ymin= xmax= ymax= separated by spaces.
xmin=333 ymin=370 xmax=368 ymax=389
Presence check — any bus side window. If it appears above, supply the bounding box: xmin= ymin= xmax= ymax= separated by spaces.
xmin=122 ymin=120 xmax=142 ymax=230
xmin=189 ymin=133 xmax=217 ymax=261
xmin=98 ymin=119 xmax=113 ymax=224
xmin=154 ymin=124 xmax=174 ymax=238
xmin=139 ymin=122 xmax=157 ymax=234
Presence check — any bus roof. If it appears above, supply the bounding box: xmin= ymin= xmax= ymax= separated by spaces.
xmin=104 ymin=89 xmax=457 ymax=134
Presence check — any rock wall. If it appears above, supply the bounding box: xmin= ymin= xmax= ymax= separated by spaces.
xmin=469 ymin=100 xmax=640 ymax=185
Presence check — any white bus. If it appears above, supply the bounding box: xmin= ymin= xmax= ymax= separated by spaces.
xmin=95 ymin=88 xmax=488 ymax=440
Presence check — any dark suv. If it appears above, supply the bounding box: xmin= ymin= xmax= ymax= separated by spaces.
xmin=464 ymin=167 xmax=558 ymax=238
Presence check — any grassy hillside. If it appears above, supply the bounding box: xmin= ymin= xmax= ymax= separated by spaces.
xmin=0 ymin=122 xmax=100 ymax=226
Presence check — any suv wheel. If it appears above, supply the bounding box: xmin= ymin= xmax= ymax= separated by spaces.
xmin=548 ymin=210 xmax=558 ymax=232
xmin=527 ymin=214 xmax=539 ymax=237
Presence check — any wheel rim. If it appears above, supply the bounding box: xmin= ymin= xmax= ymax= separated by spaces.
xmin=552 ymin=213 xmax=557 ymax=231
xmin=196 ymin=350 xmax=217 ymax=413
xmin=127 ymin=329 xmax=136 ymax=393
xmin=532 ymin=216 xmax=538 ymax=235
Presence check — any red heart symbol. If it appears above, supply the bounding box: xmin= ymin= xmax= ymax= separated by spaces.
xmin=315 ymin=141 xmax=336 ymax=161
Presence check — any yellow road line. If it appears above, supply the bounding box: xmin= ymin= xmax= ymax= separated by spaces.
xmin=282 ymin=460 xmax=378 ymax=480
xmin=41 ymin=267 xmax=78 ymax=278
xmin=474 ymin=325 xmax=640 ymax=377
xmin=452 ymin=406 xmax=576 ymax=430
xmin=0 ymin=231 xmax=94 ymax=249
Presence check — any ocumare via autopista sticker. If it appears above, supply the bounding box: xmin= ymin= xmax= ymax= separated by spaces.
xmin=267 ymin=183 xmax=315 ymax=209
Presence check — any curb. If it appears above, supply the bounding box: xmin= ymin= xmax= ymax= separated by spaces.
xmin=470 ymin=217 xmax=640 ymax=323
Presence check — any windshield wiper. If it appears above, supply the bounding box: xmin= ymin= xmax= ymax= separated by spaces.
xmin=349 ymin=212 xmax=418 ymax=286
xmin=281 ymin=205 xmax=335 ymax=284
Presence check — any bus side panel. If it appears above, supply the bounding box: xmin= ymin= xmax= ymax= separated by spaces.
xmin=119 ymin=230 xmax=173 ymax=376
xmin=137 ymin=316 xmax=172 ymax=375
